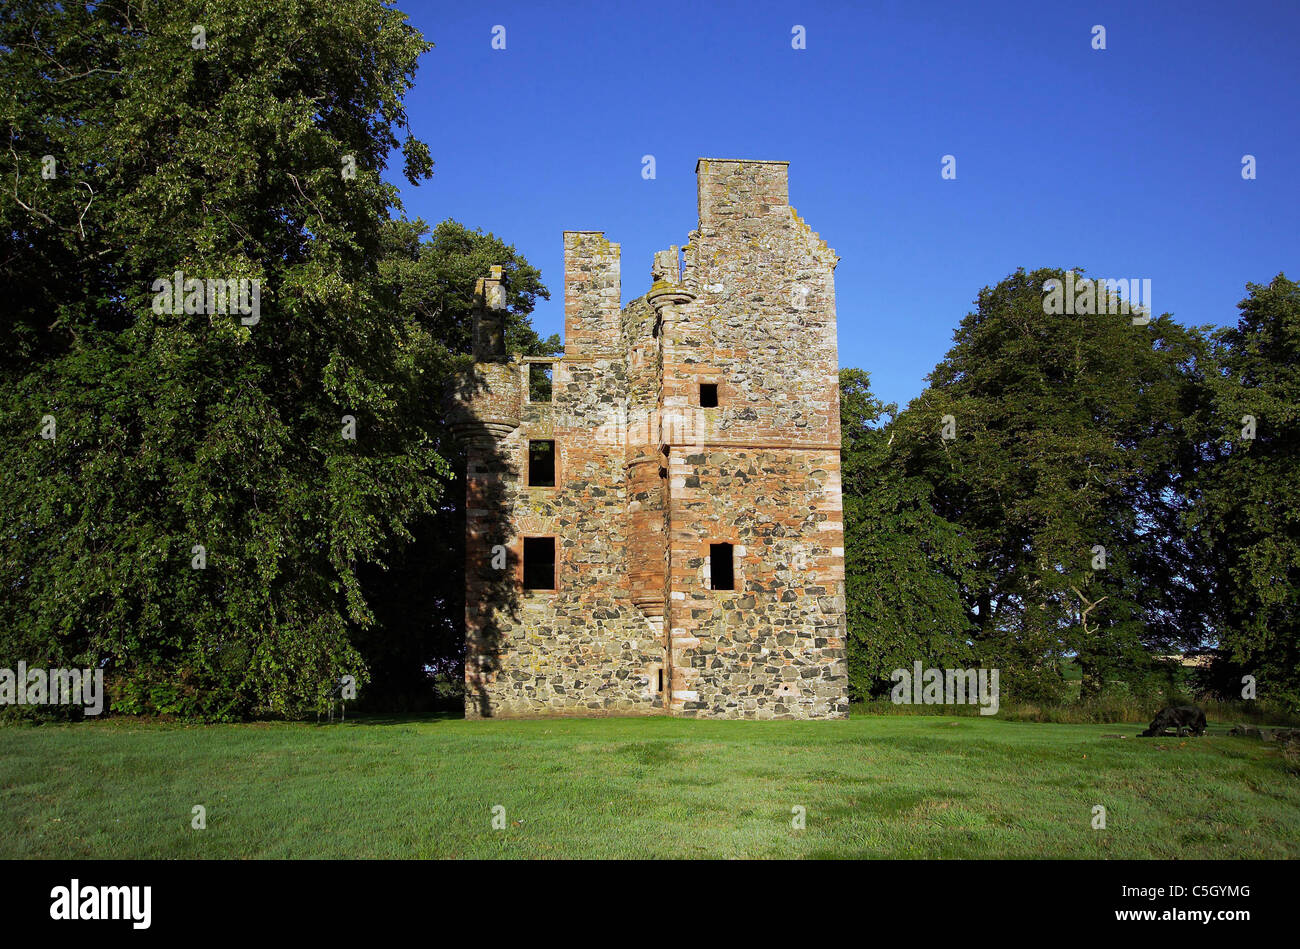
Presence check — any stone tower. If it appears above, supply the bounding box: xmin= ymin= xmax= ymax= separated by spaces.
xmin=449 ymin=159 xmax=848 ymax=719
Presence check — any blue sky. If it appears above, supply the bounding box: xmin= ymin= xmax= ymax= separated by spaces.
xmin=392 ymin=0 xmax=1299 ymax=410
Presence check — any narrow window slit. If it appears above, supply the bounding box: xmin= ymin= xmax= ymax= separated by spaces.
xmin=710 ymin=542 xmax=734 ymax=590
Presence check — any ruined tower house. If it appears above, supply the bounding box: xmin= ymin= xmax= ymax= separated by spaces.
xmin=449 ymin=159 xmax=848 ymax=719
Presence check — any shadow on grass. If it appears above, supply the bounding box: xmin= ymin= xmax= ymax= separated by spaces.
xmin=313 ymin=710 xmax=464 ymax=727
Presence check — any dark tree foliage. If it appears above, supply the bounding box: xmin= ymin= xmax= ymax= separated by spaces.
xmin=886 ymin=269 xmax=1215 ymax=702
xmin=0 ymin=0 xmax=443 ymax=718
xmin=839 ymin=369 xmax=975 ymax=700
xmin=1190 ymin=275 xmax=1300 ymax=706
xmin=379 ymin=217 xmax=557 ymax=361
xmin=356 ymin=220 xmax=553 ymax=712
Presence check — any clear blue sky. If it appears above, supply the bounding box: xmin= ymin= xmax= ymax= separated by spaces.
xmin=392 ymin=0 xmax=1299 ymax=410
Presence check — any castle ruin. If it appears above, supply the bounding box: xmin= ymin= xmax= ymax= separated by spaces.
xmin=449 ymin=159 xmax=848 ymax=719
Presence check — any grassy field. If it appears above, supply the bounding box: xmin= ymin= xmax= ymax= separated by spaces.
xmin=2 ymin=714 xmax=1297 ymax=859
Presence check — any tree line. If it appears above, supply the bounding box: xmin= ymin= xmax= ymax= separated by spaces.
xmin=2 ymin=1 xmax=1295 ymax=719
xmin=842 ymin=270 xmax=1299 ymax=709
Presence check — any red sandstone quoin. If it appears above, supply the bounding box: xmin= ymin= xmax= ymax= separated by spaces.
xmin=449 ymin=159 xmax=849 ymax=719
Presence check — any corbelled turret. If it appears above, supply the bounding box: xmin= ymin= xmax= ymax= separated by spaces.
xmin=447 ymin=265 xmax=520 ymax=447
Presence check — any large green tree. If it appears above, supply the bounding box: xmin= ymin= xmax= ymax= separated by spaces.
xmin=890 ymin=269 xmax=1214 ymax=701
xmin=356 ymin=219 xmax=553 ymax=710
xmin=0 ymin=0 xmax=441 ymax=718
xmin=380 ymin=217 xmax=556 ymax=360
xmin=1190 ymin=274 xmax=1300 ymax=705
xmin=840 ymin=368 xmax=975 ymax=699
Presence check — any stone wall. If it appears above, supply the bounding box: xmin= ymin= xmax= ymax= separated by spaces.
xmin=658 ymin=160 xmax=848 ymax=719
xmin=563 ymin=231 xmax=622 ymax=358
xmin=466 ymin=356 xmax=665 ymax=717
xmin=460 ymin=237 xmax=664 ymax=719
xmin=665 ymin=447 xmax=848 ymax=718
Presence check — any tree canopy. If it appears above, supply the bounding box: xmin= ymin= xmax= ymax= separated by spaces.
xmin=1 ymin=0 xmax=444 ymax=717
xmin=839 ymin=368 xmax=975 ymax=700
xmin=845 ymin=267 xmax=1296 ymax=709
xmin=1190 ymin=274 xmax=1300 ymax=704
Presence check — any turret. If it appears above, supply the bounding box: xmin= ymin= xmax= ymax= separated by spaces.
xmin=447 ymin=265 xmax=520 ymax=446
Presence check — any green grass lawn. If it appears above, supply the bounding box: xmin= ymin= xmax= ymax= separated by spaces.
xmin=2 ymin=715 xmax=1297 ymax=859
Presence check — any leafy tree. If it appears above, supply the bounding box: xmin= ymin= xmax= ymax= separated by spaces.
xmin=356 ymin=219 xmax=552 ymax=711
xmin=1190 ymin=274 xmax=1300 ymax=706
xmin=890 ymin=269 xmax=1214 ymax=702
xmin=0 ymin=0 xmax=440 ymax=718
xmin=379 ymin=217 xmax=556 ymax=362
xmin=840 ymin=368 xmax=975 ymax=700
